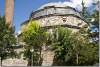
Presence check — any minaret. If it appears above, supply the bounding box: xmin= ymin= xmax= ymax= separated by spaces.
xmin=5 ymin=0 xmax=14 ymax=27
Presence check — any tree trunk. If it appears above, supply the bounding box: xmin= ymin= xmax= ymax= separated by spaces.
xmin=5 ymin=0 xmax=14 ymax=27
xmin=0 ymin=57 xmax=2 ymax=67
xmin=39 ymin=47 xmax=42 ymax=65
xmin=27 ymin=58 xmax=32 ymax=66
xmin=76 ymin=53 xmax=79 ymax=65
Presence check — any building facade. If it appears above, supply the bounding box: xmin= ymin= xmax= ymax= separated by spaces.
xmin=20 ymin=3 xmax=88 ymax=66
xmin=21 ymin=3 xmax=87 ymax=32
xmin=2 ymin=2 xmax=88 ymax=66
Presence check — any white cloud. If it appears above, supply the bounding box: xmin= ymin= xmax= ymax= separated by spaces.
xmin=38 ymin=2 xmax=75 ymax=10
xmin=71 ymin=0 xmax=93 ymax=7
xmin=70 ymin=0 xmax=94 ymax=10
xmin=39 ymin=0 xmax=95 ymax=11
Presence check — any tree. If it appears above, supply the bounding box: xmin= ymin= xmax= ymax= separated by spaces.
xmin=90 ymin=10 xmax=99 ymax=28
xmin=51 ymin=27 xmax=73 ymax=65
xmin=5 ymin=0 xmax=14 ymax=27
xmin=81 ymin=0 xmax=90 ymax=21
xmin=65 ymin=27 xmax=99 ymax=65
xmin=50 ymin=27 xmax=99 ymax=66
xmin=0 ymin=16 xmax=16 ymax=66
xmin=20 ymin=20 xmax=48 ymax=66
xmin=89 ymin=6 xmax=99 ymax=44
xmin=81 ymin=0 xmax=99 ymax=44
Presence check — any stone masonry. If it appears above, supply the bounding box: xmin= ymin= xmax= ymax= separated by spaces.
xmin=1 ymin=2 xmax=88 ymax=66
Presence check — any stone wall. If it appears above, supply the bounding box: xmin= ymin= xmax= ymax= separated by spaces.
xmin=2 ymin=58 xmax=27 ymax=66
xmin=1 ymin=48 xmax=27 ymax=66
xmin=42 ymin=50 xmax=54 ymax=66
xmin=37 ymin=15 xmax=87 ymax=66
xmin=37 ymin=15 xmax=87 ymax=31
xmin=19 ymin=12 xmax=88 ymax=66
xmin=38 ymin=16 xmax=85 ymax=27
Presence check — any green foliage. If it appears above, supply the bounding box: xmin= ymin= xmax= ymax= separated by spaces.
xmin=81 ymin=1 xmax=99 ymax=29
xmin=67 ymin=29 xmax=99 ymax=65
xmin=51 ymin=27 xmax=99 ymax=66
xmin=90 ymin=10 xmax=99 ymax=28
xmin=80 ymin=0 xmax=99 ymax=42
xmin=51 ymin=27 xmax=73 ymax=65
xmin=88 ymin=10 xmax=99 ymax=44
xmin=22 ymin=21 xmax=48 ymax=47
xmin=21 ymin=20 xmax=48 ymax=66
xmin=81 ymin=0 xmax=90 ymax=21
xmin=0 ymin=16 xmax=16 ymax=66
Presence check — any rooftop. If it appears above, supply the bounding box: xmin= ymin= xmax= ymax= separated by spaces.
xmin=21 ymin=2 xmax=88 ymax=26
xmin=30 ymin=2 xmax=81 ymax=19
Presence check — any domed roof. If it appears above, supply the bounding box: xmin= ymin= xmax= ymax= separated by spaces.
xmin=30 ymin=2 xmax=81 ymax=20
xmin=38 ymin=2 xmax=75 ymax=10
xmin=21 ymin=2 xmax=88 ymax=28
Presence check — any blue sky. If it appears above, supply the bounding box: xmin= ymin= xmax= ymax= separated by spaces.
xmin=0 ymin=0 xmax=70 ymax=32
xmin=0 ymin=0 xmax=96 ymax=33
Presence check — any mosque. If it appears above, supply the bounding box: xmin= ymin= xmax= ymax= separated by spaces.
xmin=20 ymin=2 xmax=88 ymax=66
xmin=3 ymin=2 xmax=88 ymax=66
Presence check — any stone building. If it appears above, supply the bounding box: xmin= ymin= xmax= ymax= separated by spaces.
xmin=21 ymin=2 xmax=87 ymax=32
xmin=2 ymin=2 xmax=88 ymax=66
xmin=20 ymin=2 xmax=88 ymax=66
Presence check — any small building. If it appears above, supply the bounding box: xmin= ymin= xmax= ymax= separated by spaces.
xmin=20 ymin=2 xmax=88 ymax=66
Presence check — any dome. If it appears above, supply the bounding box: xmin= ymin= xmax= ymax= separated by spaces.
xmin=30 ymin=2 xmax=81 ymax=19
xmin=21 ymin=2 xmax=87 ymax=30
